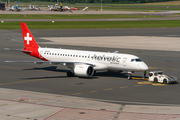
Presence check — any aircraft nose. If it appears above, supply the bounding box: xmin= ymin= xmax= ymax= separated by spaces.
xmin=139 ymin=62 xmax=148 ymax=71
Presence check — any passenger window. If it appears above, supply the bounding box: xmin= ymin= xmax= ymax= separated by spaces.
xmin=73 ymin=55 xmax=75 ymax=57
xmin=47 ymin=53 xmax=48 ymax=55
xmin=55 ymin=53 xmax=56 ymax=55
xmin=52 ymin=53 xmax=54 ymax=55
xmin=50 ymin=53 xmax=51 ymax=55
xmin=85 ymin=56 xmax=87 ymax=58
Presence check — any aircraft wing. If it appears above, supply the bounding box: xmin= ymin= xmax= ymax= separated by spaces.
xmin=4 ymin=61 xmax=94 ymax=66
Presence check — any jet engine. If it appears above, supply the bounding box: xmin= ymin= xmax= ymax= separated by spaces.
xmin=74 ymin=64 xmax=94 ymax=77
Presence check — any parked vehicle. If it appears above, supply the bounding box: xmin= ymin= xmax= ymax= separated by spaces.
xmin=149 ymin=71 xmax=177 ymax=84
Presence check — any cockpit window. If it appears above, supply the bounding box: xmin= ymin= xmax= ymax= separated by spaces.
xmin=131 ymin=59 xmax=135 ymax=62
xmin=131 ymin=58 xmax=142 ymax=62
xmin=135 ymin=59 xmax=142 ymax=62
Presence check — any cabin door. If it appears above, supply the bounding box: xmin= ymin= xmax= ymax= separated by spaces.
xmin=123 ymin=58 xmax=127 ymax=66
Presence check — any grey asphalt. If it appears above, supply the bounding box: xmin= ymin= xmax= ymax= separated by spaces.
xmin=1 ymin=28 xmax=180 ymax=105
xmin=0 ymin=10 xmax=177 ymax=15
xmin=14 ymin=27 xmax=180 ymax=37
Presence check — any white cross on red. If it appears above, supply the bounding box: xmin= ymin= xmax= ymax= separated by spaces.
xmin=24 ymin=33 xmax=32 ymax=45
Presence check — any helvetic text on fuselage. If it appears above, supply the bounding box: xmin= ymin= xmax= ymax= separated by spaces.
xmin=91 ymin=54 xmax=120 ymax=64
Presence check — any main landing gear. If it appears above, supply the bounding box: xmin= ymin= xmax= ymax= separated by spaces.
xmin=67 ymin=71 xmax=74 ymax=77
xmin=93 ymin=71 xmax=96 ymax=76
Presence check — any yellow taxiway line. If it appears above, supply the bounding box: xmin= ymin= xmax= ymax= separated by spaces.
xmin=105 ymin=88 xmax=113 ymax=91
xmin=0 ymin=79 xmax=48 ymax=86
xmin=89 ymin=90 xmax=98 ymax=93
xmin=120 ymin=86 xmax=128 ymax=89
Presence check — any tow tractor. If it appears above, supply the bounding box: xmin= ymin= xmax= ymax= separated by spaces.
xmin=148 ymin=71 xmax=177 ymax=84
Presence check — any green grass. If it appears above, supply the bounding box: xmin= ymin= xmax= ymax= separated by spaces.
xmin=89 ymin=6 xmax=180 ymax=11
xmin=1 ymin=21 xmax=180 ymax=29
xmin=0 ymin=14 xmax=174 ymax=19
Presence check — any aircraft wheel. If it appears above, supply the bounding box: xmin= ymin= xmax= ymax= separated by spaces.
xmin=93 ymin=71 xmax=96 ymax=76
xmin=154 ymin=78 xmax=158 ymax=83
xmin=163 ymin=79 xmax=167 ymax=84
xmin=67 ymin=71 xmax=74 ymax=77
xmin=128 ymin=74 xmax=131 ymax=80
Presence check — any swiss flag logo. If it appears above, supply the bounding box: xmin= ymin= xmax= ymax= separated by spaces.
xmin=24 ymin=33 xmax=32 ymax=45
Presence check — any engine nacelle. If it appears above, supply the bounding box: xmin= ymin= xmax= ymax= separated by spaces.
xmin=74 ymin=64 xmax=94 ymax=77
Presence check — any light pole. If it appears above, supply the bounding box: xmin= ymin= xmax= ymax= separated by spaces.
xmin=101 ymin=0 xmax=103 ymax=11
xmin=6 ymin=0 xmax=8 ymax=10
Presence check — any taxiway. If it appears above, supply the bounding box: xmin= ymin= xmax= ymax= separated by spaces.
xmin=0 ymin=28 xmax=180 ymax=120
xmin=1 ymin=28 xmax=180 ymax=104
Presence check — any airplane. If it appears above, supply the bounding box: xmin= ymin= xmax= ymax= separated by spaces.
xmin=9 ymin=0 xmax=20 ymax=11
xmin=23 ymin=5 xmax=40 ymax=11
xmin=82 ymin=7 xmax=88 ymax=11
xmin=5 ymin=23 xmax=148 ymax=79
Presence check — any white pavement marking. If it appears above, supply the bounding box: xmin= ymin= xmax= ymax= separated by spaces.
xmin=39 ymin=36 xmax=180 ymax=51
xmin=113 ymin=105 xmax=125 ymax=120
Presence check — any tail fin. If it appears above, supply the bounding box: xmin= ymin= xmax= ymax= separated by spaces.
xmin=21 ymin=23 xmax=39 ymax=51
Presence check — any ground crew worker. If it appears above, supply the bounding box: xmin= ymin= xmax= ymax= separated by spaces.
xmin=144 ymin=71 xmax=147 ymax=78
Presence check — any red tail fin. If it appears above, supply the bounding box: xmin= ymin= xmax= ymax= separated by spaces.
xmin=21 ymin=23 xmax=39 ymax=51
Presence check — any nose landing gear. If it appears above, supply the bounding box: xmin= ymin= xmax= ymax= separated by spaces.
xmin=128 ymin=74 xmax=131 ymax=80
xmin=127 ymin=71 xmax=133 ymax=80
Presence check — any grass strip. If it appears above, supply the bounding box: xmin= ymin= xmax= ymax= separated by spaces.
xmin=0 ymin=20 xmax=180 ymax=29
xmin=89 ymin=6 xmax=180 ymax=11
xmin=0 ymin=14 xmax=169 ymax=19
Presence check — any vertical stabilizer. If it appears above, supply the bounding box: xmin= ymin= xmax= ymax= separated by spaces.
xmin=21 ymin=23 xmax=39 ymax=51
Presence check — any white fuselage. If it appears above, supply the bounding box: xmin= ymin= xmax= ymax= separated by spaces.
xmin=38 ymin=48 xmax=148 ymax=72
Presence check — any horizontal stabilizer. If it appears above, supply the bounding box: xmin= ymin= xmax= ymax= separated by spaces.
xmin=22 ymin=50 xmax=32 ymax=53
xmin=4 ymin=48 xmax=32 ymax=53
xmin=4 ymin=48 xmax=23 ymax=51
